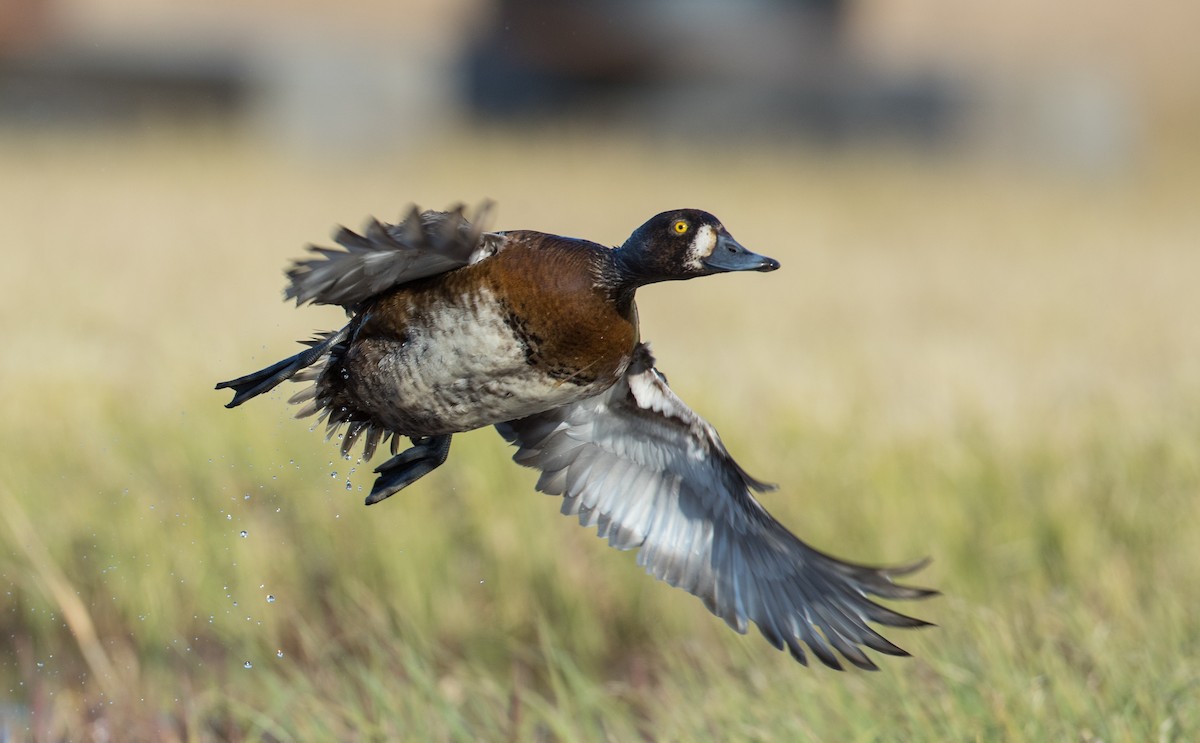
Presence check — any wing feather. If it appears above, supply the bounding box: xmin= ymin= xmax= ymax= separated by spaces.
xmin=285 ymin=201 xmax=497 ymax=309
xmin=497 ymin=343 xmax=936 ymax=669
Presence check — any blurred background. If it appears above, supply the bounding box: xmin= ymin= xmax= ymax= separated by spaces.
xmin=2 ymin=1 xmax=1199 ymax=740
xmin=4 ymin=0 xmax=1197 ymax=163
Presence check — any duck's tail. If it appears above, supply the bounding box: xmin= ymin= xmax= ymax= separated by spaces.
xmin=215 ymin=327 xmax=349 ymax=408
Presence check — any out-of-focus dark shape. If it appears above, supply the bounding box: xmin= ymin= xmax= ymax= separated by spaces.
xmin=0 ymin=0 xmax=248 ymax=126
xmin=0 ymin=0 xmax=1193 ymax=169
xmin=463 ymin=0 xmax=961 ymax=146
xmin=0 ymin=45 xmax=247 ymax=126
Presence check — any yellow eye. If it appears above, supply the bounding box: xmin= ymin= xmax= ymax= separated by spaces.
xmin=672 ymin=220 xmax=689 ymax=235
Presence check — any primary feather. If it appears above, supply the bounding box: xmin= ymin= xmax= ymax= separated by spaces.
xmin=497 ymin=344 xmax=936 ymax=670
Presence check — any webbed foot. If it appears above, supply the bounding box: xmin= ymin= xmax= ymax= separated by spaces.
xmin=365 ymin=435 xmax=452 ymax=505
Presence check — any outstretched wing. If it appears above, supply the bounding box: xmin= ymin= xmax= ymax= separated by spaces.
xmin=285 ymin=201 xmax=497 ymax=309
xmin=496 ymin=344 xmax=936 ymax=670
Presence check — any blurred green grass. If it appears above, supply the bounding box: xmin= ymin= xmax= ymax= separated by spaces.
xmin=2 ymin=127 xmax=1199 ymax=740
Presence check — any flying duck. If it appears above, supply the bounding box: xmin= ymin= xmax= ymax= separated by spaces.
xmin=216 ymin=202 xmax=935 ymax=669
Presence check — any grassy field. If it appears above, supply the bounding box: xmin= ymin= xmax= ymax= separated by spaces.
xmin=1 ymin=125 xmax=1199 ymax=741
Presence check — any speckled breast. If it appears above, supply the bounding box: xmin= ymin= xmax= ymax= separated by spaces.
xmin=332 ymin=281 xmax=636 ymax=437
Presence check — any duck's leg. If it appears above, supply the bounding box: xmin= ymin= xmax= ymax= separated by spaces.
xmin=365 ymin=435 xmax=453 ymax=505
xmin=216 ymin=327 xmax=348 ymax=408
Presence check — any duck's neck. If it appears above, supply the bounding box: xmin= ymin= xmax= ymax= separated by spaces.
xmin=604 ymin=243 xmax=661 ymax=311
xmin=611 ymin=240 xmax=677 ymax=289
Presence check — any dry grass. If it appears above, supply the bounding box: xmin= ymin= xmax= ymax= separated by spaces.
xmin=1 ymin=125 xmax=1199 ymax=740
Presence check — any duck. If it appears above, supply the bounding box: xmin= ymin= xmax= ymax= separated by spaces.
xmin=217 ymin=202 xmax=935 ymax=670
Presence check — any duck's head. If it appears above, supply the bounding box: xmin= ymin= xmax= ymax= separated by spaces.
xmin=615 ymin=209 xmax=780 ymax=287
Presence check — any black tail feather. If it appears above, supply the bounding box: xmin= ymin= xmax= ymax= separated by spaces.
xmin=216 ymin=327 xmax=348 ymax=408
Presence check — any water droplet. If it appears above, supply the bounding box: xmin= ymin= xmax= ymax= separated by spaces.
xmin=226 ymin=514 xmax=233 ymax=521
xmin=243 ymin=661 xmax=253 ymax=669
xmin=244 ymin=494 xmax=251 ymax=501
xmin=36 ymin=661 xmax=44 ymax=669
xmin=239 ymin=530 xmax=248 ymax=538
xmin=276 ymin=649 xmax=284 ymax=658
xmin=330 ymin=471 xmax=337 ymax=478
xmin=266 ymin=594 xmax=276 ymax=603
xmin=345 ymin=481 xmax=352 ymax=490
